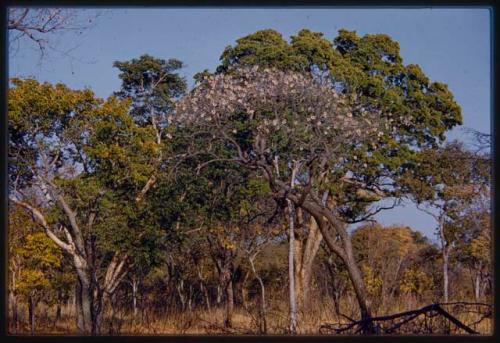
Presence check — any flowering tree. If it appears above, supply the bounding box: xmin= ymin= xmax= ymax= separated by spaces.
xmin=176 ymin=67 xmax=392 ymax=325
xmin=214 ymin=28 xmax=463 ymax=316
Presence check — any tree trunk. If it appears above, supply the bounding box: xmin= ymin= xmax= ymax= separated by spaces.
xmin=296 ymin=198 xmax=372 ymax=326
xmin=241 ymin=284 xmax=249 ymax=311
xmin=202 ymin=283 xmax=211 ymax=312
xmin=224 ymin=279 xmax=234 ymax=328
xmin=216 ymin=285 xmax=222 ymax=305
xmin=249 ymin=255 xmax=267 ymax=334
xmin=197 ymin=267 xmax=211 ymax=311
xmin=442 ymin=249 xmax=449 ymax=302
xmin=55 ymin=289 xmax=62 ymax=321
xmin=294 ymin=215 xmax=323 ymax=312
xmin=56 ymin=302 xmax=62 ymax=322
xmin=9 ymin=291 xmax=18 ymax=334
xmin=343 ymin=239 xmax=372 ymax=322
xmin=75 ymin=276 xmax=93 ymax=335
xmin=438 ymin=216 xmax=450 ymax=303
xmin=9 ymin=266 xmax=19 ymax=334
xmin=241 ymin=270 xmax=249 ymax=311
xmin=28 ymin=294 xmax=35 ymax=336
xmin=177 ymin=279 xmax=186 ymax=311
xmin=188 ymin=284 xmax=193 ymax=312
xmin=474 ymin=272 xmax=481 ymax=301
xmin=287 ymin=199 xmax=298 ymax=334
xmin=132 ymin=279 xmax=138 ymax=318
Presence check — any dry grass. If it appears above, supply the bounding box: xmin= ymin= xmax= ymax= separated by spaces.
xmin=9 ymin=294 xmax=492 ymax=336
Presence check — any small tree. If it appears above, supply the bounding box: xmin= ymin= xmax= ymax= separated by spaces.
xmin=403 ymin=141 xmax=490 ymax=302
xmin=16 ymin=232 xmax=64 ymax=335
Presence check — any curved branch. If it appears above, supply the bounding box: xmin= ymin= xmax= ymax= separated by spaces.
xmin=9 ymin=197 xmax=73 ymax=253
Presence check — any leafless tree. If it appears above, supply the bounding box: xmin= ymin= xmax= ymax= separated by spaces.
xmin=8 ymin=7 xmax=102 ymax=60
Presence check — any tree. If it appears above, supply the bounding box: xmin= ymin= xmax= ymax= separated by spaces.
xmin=8 ymin=202 xmax=38 ymax=334
xmin=8 ymin=78 xmax=160 ymax=334
xmin=16 ymin=231 xmax=64 ymax=335
xmin=175 ymin=67 xmax=388 ymax=327
xmin=351 ymin=224 xmax=431 ymax=309
xmin=212 ymin=28 xmax=462 ymax=320
xmin=403 ymin=141 xmax=490 ymax=302
xmin=113 ymin=54 xmax=187 ymax=201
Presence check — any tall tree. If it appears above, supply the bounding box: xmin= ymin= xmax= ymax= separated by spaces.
xmin=214 ymin=28 xmax=462 ymax=317
xmin=176 ymin=67 xmax=388 ymax=326
xmin=113 ymin=54 xmax=187 ymax=202
xmin=8 ymin=78 xmax=160 ymax=334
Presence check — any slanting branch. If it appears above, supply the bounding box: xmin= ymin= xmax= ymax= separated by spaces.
xmin=103 ymin=252 xmax=129 ymax=295
xmin=135 ymin=175 xmax=157 ymax=203
xmin=319 ymin=303 xmax=483 ymax=335
xmin=9 ymin=197 xmax=73 ymax=253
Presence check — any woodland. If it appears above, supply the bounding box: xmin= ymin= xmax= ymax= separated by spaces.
xmin=7 ymin=12 xmax=492 ymax=336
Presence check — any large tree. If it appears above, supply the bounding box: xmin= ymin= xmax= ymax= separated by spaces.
xmin=176 ymin=28 xmax=462 ymax=329
xmin=213 ymin=28 xmax=462 ymax=316
xmin=176 ymin=67 xmax=387 ymax=327
xmin=8 ymin=78 xmax=162 ymax=334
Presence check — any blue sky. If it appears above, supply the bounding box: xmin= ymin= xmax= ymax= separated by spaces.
xmin=8 ymin=7 xmax=491 ymax=240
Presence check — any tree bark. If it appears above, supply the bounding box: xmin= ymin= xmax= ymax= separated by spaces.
xmin=75 ymin=273 xmax=93 ymax=334
xmin=442 ymin=250 xmax=449 ymax=302
xmin=256 ymin=171 xmax=373 ymax=329
xmin=438 ymin=215 xmax=450 ymax=303
xmin=294 ymin=215 xmax=323 ymax=312
xmin=56 ymin=302 xmax=62 ymax=322
xmin=28 ymin=294 xmax=35 ymax=336
xmin=296 ymin=198 xmax=373 ymax=328
xmin=241 ymin=270 xmax=250 ymax=311
xmin=131 ymin=278 xmax=138 ymax=318
xmin=343 ymin=242 xmax=372 ymax=321
xmin=474 ymin=271 xmax=481 ymax=301
xmin=196 ymin=265 xmax=211 ymax=311
xmin=287 ymin=199 xmax=298 ymax=334
xmin=9 ymin=291 xmax=18 ymax=334
xmin=224 ymin=279 xmax=234 ymax=328
xmin=249 ymin=255 xmax=267 ymax=334
xmin=216 ymin=285 xmax=222 ymax=305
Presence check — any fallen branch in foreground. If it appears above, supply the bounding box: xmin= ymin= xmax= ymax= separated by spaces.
xmin=319 ymin=302 xmax=492 ymax=335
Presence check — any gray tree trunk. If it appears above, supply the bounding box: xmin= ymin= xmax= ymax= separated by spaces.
xmin=287 ymin=199 xmax=298 ymax=334
xmin=132 ymin=278 xmax=138 ymax=318
xmin=224 ymin=279 xmax=234 ymax=328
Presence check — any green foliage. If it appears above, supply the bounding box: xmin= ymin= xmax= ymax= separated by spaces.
xmin=8 ymin=78 xmax=99 ymax=189
xmin=84 ymin=97 xmax=158 ymax=192
xmin=114 ymin=54 xmax=186 ymax=127
xmin=218 ymin=28 xmax=462 ymax=149
xmin=16 ymin=232 xmax=64 ymax=299
xmin=190 ymin=28 xmax=464 ymax=223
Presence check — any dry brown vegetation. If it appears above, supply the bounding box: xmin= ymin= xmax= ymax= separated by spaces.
xmin=10 ymin=290 xmax=492 ymax=335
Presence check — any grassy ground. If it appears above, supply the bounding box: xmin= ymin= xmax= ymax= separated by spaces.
xmin=9 ymin=295 xmax=492 ymax=335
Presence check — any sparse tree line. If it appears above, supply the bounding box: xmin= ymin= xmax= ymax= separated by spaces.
xmin=8 ymin=29 xmax=491 ymax=335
